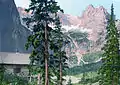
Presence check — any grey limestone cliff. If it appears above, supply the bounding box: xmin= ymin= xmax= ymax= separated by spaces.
xmin=0 ymin=0 xmax=30 ymax=52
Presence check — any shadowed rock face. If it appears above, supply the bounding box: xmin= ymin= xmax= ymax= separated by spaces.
xmin=0 ymin=0 xmax=30 ymax=52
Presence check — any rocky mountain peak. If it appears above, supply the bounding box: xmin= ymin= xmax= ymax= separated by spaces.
xmin=79 ymin=5 xmax=109 ymax=41
xmin=82 ymin=5 xmax=108 ymax=18
xmin=17 ymin=5 xmax=109 ymax=42
xmin=99 ymin=6 xmax=104 ymax=10
xmin=86 ymin=4 xmax=94 ymax=10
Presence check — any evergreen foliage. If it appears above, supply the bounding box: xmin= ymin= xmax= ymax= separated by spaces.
xmin=24 ymin=0 xmax=68 ymax=85
xmin=67 ymin=61 xmax=102 ymax=75
xmin=82 ymin=51 xmax=102 ymax=63
xmin=99 ymin=4 xmax=120 ymax=85
xmin=0 ymin=70 xmax=29 ymax=85
xmin=0 ymin=64 xmax=5 ymax=85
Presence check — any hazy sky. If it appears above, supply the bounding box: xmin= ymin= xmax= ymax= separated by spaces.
xmin=14 ymin=0 xmax=120 ymax=19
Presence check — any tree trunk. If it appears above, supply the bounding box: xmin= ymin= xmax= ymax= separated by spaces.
xmin=60 ymin=56 xmax=62 ymax=85
xmin=45 ymin=22 xmax=49 ymax=85
xmin=45 ymin=57 xmax=48 ymax=85
xmin=37 ymin=73 xmax=41 ymax=85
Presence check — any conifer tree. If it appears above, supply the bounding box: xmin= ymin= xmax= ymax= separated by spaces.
xmin=24 ymin=0 xmax=67 ymax=85
xmin=99 ymin=4 xmax=120 ymax=85
xmin=49 ymin=17 xmax=68 ymax=85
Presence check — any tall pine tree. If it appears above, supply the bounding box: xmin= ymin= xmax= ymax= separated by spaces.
xmin=49 ymin=17 xmax=68 ymax=85
xmin=99 ymin=4 xmax=120 ymax=85
xmin=24 ymin=0 xmax=67 ymax=85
